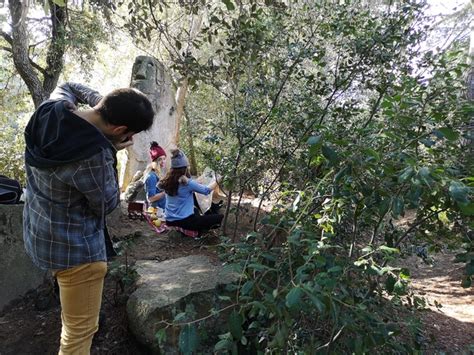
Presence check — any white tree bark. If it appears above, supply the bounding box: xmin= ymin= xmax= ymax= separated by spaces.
xmin=119 ymin=56 xmax=179 ymax=190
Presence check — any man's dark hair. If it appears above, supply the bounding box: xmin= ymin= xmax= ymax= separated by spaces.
xmin=96 ymin=88 xmax=154 ymax=132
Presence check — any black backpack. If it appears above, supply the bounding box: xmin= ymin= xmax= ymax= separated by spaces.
xmin=0 ymin=174 xmax=22 ymax=204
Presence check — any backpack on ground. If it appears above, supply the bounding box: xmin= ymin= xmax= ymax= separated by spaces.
xmin=0 ymin=175 xmax=22 ymax=204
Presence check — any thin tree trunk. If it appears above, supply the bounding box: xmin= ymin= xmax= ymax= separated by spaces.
xmin=465 ymin=0 xmax=474 ymax=162
xmin=184 ymin=106 xmax=198 ymax=176
xmin=174 ymin=77 xmax=189 ymax=146
xmin=42 ymin=0 xmax=66 ymax=94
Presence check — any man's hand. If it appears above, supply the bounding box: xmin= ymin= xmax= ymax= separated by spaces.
xmin=64 ymin=101 xmax=77 ymax=112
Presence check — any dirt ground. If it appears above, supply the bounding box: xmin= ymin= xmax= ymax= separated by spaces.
xmin=403 ymin=253 xmax=474 ymax=353
xmin=0 ymin=211 xmax=472 ymax=354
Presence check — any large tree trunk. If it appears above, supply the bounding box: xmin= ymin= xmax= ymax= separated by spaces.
xmin=8 ymin=0 xmax=45 ymax=107
xmin=119 ymin=56 xmax=179 ymax=190
xmin=5 ymin=0 xmax=66 ymax=108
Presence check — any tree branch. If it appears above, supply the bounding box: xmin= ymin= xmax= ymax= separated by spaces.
xmin=42 ymin=0 xmax=66 ymax=94
xmin=0 ymin=30 xmax=13 ymax=45
xmin=8 ymin=0 xmax=46 ymax=107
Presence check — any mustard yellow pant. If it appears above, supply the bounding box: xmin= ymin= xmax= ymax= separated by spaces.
xmin=54 ymin=261 xmax=107 ymax=355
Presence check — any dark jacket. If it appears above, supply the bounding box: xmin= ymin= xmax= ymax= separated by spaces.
xmin=23 ymin=83 xmax=119 ymax=270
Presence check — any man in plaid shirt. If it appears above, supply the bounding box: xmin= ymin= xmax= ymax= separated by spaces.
xmin=23 ymin=82 xmax=154 ymax=354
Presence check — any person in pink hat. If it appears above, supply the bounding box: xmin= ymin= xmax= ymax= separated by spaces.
xmin=144 ymin=141 xmax=167 ymax=210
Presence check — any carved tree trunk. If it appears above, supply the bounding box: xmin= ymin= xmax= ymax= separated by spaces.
xmin=5 ymin=0 xmax=66 ymax=108
xmin=119 ymin=56 xmax=179 ymax=190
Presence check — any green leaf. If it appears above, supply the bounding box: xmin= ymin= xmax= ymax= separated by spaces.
xmin=155 ymin=328 xmax=167 ymax=344
xmin=334 ymin=165 xmax=351 ymax=183
xmin=363 ymin=148 xmax=380 ymax=162
xmin=286 ymin=287 xmax=303 ymax=309
xmin=459 ymin=202 xmax=474 ymax=216
xmin=461 ymin=276 xmax=472 ymax=288
xmin=174 ymin=312 xmax=187 ymax=321
xmin=392 ymin=197 xmax=404 ymax=218
xmin=328 ymin=265 xmax=342 ymax=273
xmin=399 ymin=166 xmax=414 ymax=183
xmin=437 ymin=127 xmax=459 ymax=141
xmin=303 ymin=289 xmax=325 ymax=312
xmin=228 ymin=311 xmax=243 ymax=340
xmin=322 ymin=145 xmax=338 ymax=163
xmin=241 ymin=281 xmax=254 ymax=295
xmin=381 ymin=98 xmax=392 ymax=109
xmin=379 ymin=246 xmax=400 ymax=254
xmin=52 ymin=0 xmax=66 ymax=6
xmin=385 ymin=274 xmax=396 ymax=293
xmin=179 ymin=324 xmax=199 ymax=354
xmin=418 ymin=166 xmax=433 ymax=186
xmin=307 ymin=135 xmax=322 ymax=146
xmin=247 ymin=263 xmax=274 ymax=271
xmin=222 ymin=0 xmax=236 ymax=10
xmin=378 ymin=197 xmax=391 ymax=216
xmin=400 ymin=268 xmax=410 ymax=280
xmin=449 ymin=181 xmax=470 ymax=205
xmin=214 ymin=338 xmax=233 ymax=351
xmin=393 ymin=280 xmax=407 ymax=295
xmin=465 ymin=262 xmax=474 ymax=276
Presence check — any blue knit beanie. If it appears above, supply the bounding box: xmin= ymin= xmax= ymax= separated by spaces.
xmin=171 ymin=149 xmax=189 ymax=168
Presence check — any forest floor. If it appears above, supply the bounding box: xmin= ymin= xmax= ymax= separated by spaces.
xmin=403 ymin=253 xmax=474 ymax=353
xmin=0 ymin=208 xmax=473 ymax=354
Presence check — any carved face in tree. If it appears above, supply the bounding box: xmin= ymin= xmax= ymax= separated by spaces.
xmin=130 ymin=56 xmax=164 ymax=95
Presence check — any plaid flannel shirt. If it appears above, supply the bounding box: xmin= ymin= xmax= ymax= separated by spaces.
xmin=23 ymin=149 xmax=119 ymax=270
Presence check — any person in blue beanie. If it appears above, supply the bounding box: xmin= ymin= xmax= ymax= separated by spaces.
xmin=159 ymin=149 xmax=223 ymax=234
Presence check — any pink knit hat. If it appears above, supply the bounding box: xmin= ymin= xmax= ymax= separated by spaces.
xmin=149 ymin=141 xmax=166 ymax=161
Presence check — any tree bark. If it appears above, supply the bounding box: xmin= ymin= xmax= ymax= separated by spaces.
xmin=6 ymin=0 xmax=66 ymax=108
xmin=466 ymin=0 xmax=474 ymax=159
xmin=174 ymin=77 xmax=189 ymax=146
xmin=184 ymin=106 xmax=198 ymax=176
xmin=8 ymin=0 xmax=46 ymax=107
xmin=42 ymin=0 xmax=66 ymax=95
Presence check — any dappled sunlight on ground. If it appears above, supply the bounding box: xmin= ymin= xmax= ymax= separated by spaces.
xmin=187 ymin=268 xmax=211 ymax=274
xmin=405 ymin=253 xmax=474 ymax=352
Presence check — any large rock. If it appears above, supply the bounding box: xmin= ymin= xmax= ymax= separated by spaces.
xmin=0 ymin=204 xmax=47 ymax=311
xmin=127 ymin=255 xmax=239 ymax=354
